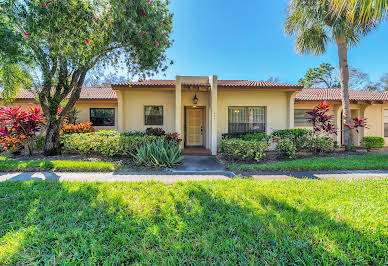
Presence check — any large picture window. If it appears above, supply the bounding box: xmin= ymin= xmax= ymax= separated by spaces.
xmin=90 ymin=108 xmax=115 ymax=126
xmin=228 ymin=107 xmax=266 ymax=133
xmin=145 ymin=106 xmax=163 ymax=126
xmin=294 ymin=109 xmax=312 ymax=126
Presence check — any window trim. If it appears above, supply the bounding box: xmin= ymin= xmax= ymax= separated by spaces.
xmin=228 ymin=106 xmax=267 ymax=134
xmin=144 ymin=105 xmax=164 ymax=126
xmin=294 ymin=109 xmax=313 ymax=127
xmin=89 ymin=108 xmax=115 ymax=127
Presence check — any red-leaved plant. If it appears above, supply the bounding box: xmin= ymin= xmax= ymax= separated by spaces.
xmin=165 ymin=132 xmax=182 ymax=143
xmin=307 ymin=101 xmax=337 ymax=136
xmin=344 ymin=117 xmax=368 ymax=133
xmin=0 ymin=106 xmax=43 ymax=155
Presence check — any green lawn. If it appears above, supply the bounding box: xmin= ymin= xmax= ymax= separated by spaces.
xmin=0 ymin=179 xmax=386 ymax=264
xmin=0 ymin=156 xmax=117 ymax=172
xmin=228 ymin=153 xmax=388 ymax=172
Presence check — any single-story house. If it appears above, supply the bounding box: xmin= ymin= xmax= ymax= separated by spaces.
xmin=3 ymin=75 xmax=388 ymax=154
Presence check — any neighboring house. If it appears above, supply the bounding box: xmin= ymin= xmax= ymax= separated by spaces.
xmin=1 ymin=86 xmax=118 ymax=131
xmin=295 ymin=88 xmax=388 ymax=146
xmin=2 ymin=75 xmax=388 ymax=154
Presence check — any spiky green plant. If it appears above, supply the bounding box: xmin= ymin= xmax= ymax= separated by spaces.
xmin=133 ymin=138 xmax=184 ymax=168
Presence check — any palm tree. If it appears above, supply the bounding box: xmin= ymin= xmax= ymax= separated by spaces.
xmin=285 ymin=0 xmax=375 ymax=150
xmin=327 ymin=0 xmax=387 ymax=24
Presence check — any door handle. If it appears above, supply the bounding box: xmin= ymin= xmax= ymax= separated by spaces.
xmin=201 ymin=126 xmax=203 ymax=134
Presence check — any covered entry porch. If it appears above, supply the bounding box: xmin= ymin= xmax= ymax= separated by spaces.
xmin=175 ymin=75 xmax=218 ymax=155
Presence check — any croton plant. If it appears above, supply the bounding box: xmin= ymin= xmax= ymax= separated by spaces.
xmin=0 ymin=106 xmax=43 ymax=154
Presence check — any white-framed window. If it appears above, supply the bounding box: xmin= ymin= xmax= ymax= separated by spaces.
xmin=228 ymin=106 xmax=266 ymax=133
xmin=144 ymin=106 xmax=163 ymax=126
xmin=294 ymin=109 xmax=312 ymax=126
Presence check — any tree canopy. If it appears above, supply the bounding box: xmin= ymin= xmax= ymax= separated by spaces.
xmin=298 ymin=63 xmax=370 ymax=90
xmin=0 ymin=0 xmax=173 ymax=155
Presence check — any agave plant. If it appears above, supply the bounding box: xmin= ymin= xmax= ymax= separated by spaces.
xmin=132 ymin=138 xmax=184 ymax=168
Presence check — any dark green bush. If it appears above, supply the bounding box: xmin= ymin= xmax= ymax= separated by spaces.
xmin=275 ymin=139 xmax=297 ymax=159
xmin=361 ymin=137 xmax=385 ymax=151
xmin=61 ymin=132 xmax=157 ymax=157
xmin=242 ymin=133 xmax=272 ymax=143
xmin=221 ymin=133 xmax=246 ymax=139
xmin=219 ymin=139 xmax=268 ymax=162
xmin=306 ymin=137 xmax=335 ymax=154
xmin=121 ymin=130 xmax=146 ymax=137
xmin=146 ymin=127 xmax=166 ymax=136
xmin=272 ymin=129 xmax=313 ymax=151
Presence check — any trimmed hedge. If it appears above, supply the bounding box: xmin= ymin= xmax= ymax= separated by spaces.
xmin=61 ymin=131 xmax=157 ymax=157
xmin=218 ymin=138 xmax=268 ymax=162
xmin=361 ymin=137 xmax=385 ymax=151
xmin=272 ymin=129 xmax=313 ymax=151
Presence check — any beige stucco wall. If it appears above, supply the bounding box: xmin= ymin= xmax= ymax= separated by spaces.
xmin=119 ymin=89 xmax=175 ymax=133
xmin=217 ymin=90 xmax=290 ymax=141
xmin=294 ymin=102 xmax=388 ymax=146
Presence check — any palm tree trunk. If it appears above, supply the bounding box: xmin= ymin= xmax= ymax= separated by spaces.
xmin=336 ymin=37 xmax=354 ymax=151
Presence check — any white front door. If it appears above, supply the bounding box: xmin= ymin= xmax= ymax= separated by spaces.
xmin=186 ymin=108 xmax=204 ymax=146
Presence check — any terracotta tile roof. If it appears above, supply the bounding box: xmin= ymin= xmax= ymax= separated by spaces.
xmin=3 ymin=86 xmax=117 ymax=101
xmin=113 ymin=79 xmax=303 ymax=89
xmin=295 ymin=88 xmax=388 ymax=102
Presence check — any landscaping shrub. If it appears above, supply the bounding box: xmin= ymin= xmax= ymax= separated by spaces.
xmin=145 ymin=127 xmax=166 ymax=136
xmin=61 ymin=122 xmax=94 ymax=134
xmin=275 ymin=139 xmax=297 ymax=159
xmin=306 ymin=137 xmax=335 ymax=154
xmin=361 ymin=137 xmax=385 ymax=151
xmin=272 ymin=129 xmax=313 ymax=151
xmin=218 ymin=138 xmax=268 ymax=162
xmin=121 ymin=130 xmax=146 ymax=137
xmin=61 ymin=132 xmax=157 ymax=157
xmin=221 ymin=132 xmax=246 ymax=139
xmin=132 ymin=138 xmax=184 ymax=167
xmin=0 ymin=106 xmax=43 ymax=155
xmin=242 ymin=133 xmax=272 ymax=143
xmin=165 ymin=132 xmax=182 ymax=143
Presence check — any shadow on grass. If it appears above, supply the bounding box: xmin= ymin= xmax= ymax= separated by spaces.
xmin=0 ymin=181 xmax=385 ymax=264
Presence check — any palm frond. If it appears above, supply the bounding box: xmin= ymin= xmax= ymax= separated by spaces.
xmin=327 ymin=0 xmax=387 ymax=24
xmin=295 ymin=26 xmax=329 ymax=55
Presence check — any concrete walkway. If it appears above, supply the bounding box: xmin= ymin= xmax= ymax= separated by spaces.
xmin=0 ymin=170 xmax=387 ymax=184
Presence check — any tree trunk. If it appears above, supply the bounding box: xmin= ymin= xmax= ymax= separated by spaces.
xmin=336 ymin=37 xmax=354 ymax=151
xmin=44 ymin=116 xmax=62 ymax=156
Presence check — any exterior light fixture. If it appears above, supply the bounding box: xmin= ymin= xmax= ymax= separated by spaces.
xmin=193 ymin=93 xmax=199 ymax=105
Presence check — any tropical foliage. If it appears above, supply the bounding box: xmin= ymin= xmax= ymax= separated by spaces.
xmin=0 ymin=0 xmax=173 ymax=155
xmin=132 ymin=138 xmax=184 ymax=167
xmin=0 ymin=106 xmax=43 ymax=154
xmin=285 ymin=0 xmax=375 ymax=151
xmin=307 ymin=101 xmax=336 ymax=136
xmin=61 ymin=122 xmax=94 ymax=134
xmin=327 ymin=0 xmax=387 ymax=24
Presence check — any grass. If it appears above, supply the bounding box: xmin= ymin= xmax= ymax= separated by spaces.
xmin=0 ymin=179 xmax=387 ymax=264
xmin=0 ymin=156 xmax=117 ymax=172
xmin=228 ymin=153 xmax=388 ymax=172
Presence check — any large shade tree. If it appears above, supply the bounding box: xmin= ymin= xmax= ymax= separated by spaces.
xmin=0 ymin=0 xmax=173 ymax=155
xmin=285 ymin=0 xmax=375 ymax=150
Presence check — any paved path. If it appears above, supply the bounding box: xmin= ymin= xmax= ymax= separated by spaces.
xmin=0 ymin=172 xmax=231 ymax=184
xmin=0 ymin=170 xmax=387 ymax=184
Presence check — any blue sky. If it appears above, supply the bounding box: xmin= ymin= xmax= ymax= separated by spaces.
xmin=149 ymin=0 xmax=388 ymax=84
